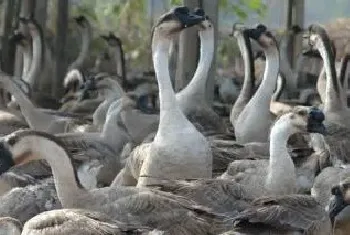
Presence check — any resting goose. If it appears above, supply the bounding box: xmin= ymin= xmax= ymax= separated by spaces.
xmin=0 ymin=217 xmax=22 ymax=235
xmin=227 ymin=194 xmax=331 ymax=235
xmin=220 ymin=106 xmax=326 ymax=195
xmin=175 ymin=9 xmax=227 ymax=134
xmin=234 ymin=25 xmax=280 ymax=144
xmin=21 ymin=209 xmax=150 ymax=235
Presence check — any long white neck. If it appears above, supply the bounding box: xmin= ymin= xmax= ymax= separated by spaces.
xmin=176 ymin=29 xmax=214 ymax=102
xmin=153 ymin=39 xmax=177 ymax=112
xmin=230 ymin=33 xmax=254 ymax=122
xmin=26 ymin=29 xmax=44 ymax=86
xmin=25 ymin=136 xmax=85 ymax=207
xmin=250 ymin=45 xmax=280 ymax=107
xmin=318 ymin=40 xmax=344 ymax=111
xmin=69 ymin=23 xmax=92 ymax=70
xmin=21 ymin=44 xmax=32 ymax=80
xmin=266 ymin=120 xmax=297 ymax=195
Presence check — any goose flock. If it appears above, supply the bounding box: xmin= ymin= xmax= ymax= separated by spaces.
xmin=0 ymin=6 xmax=350 ymax=235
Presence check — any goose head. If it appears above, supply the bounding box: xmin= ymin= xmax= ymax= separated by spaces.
xmin=246 ymin=24 xmax=277 ymax=49
xmin=9 ymin=30 xmax=29 ymax=47
xmin=151 ymin=6 xmax=205 ymax=49
xmin=19 ymin=17 xmax=40 ymax=36
xmin=328 ymin=176 xmax=350 ymax=232
xmin=273 ymin=106 xmax=326 ymax=136
xmin=302 ymin=24 xmax=334 ymax=59
xmin=74 ymin=15 xmax=88 ymax=27
xmin=100 ymin=32 xmax=122 ymax=47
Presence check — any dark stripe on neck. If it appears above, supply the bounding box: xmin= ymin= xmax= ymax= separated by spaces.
xmin=340 ymin=54 xmax=350 ymax=88
xmin=243 ymin=30 xmax=256 ymax=90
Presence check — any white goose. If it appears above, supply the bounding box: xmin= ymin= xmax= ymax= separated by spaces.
xmin=133 ymin=8 xmax=212 ymax=187
xmin=175 ymin=9 xmax=227 ymax=134
xmin=234 ymin=25 xmax=280 ymax=144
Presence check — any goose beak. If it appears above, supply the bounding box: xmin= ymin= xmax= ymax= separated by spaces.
xmin=176 ymin=9 xmax=205 ymax=28
xmin=307 ymin=108 xmax=326 ymax=134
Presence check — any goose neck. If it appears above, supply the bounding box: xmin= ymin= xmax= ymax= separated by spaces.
xmin=266 ymin=119 xmax=297 ymax=194
xmin=153 ymin=39 xmax=177 ymax=111
xmin=318 ymin=39 xmax=343 ymax=110
xmin=252 ymin=45 xmax=280 ymax=104
xmin=70 ymin=23 xmax=92 ymax=70
xmin=27 ymin=28 xmax=44 ymax=86
xmin=177 ymin=30 xmax=214 ymax=100
xmin=23 ymin=136 xmax=85 ymax=207
xmin=237 ymin=33 xmax=254 ymax=102
xmin=21 ymin=44 xmax=32 ymax=80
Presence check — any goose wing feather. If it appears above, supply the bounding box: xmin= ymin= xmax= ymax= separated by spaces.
xmin=146 ymin=178 xmax=262 ymax=216
xmin=0 ymin=178 xmax=61 ymax=223
xmin=232 ymin=195 xmax=331 ymax=234
xmin=22 ymin=208 xmax=147 ymax=235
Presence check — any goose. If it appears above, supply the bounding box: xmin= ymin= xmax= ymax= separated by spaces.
xmin=130 ymin=7 xmax=213 ymax=187
xmin=229 ymin=24 xmax=256 ymax=128
xmin=100 ymin=32 xmax=127 ymax=88
xmin=0 ymin=217 xmax=22 ymax=235
xmin=21 ymin=209 xmax=151 ymax=235
xmin=220 ymin=106 xmax=326 ymax=195
xmin=0 ymin=72 xmax=93 ymax=134
xmin=226 ymin=194 xmax=331 ymax=235
xmin=304 ymin=24 xmax=350 ymax=126
xmin=175 ymin=9 xmax=227 ymax=134
xmin=234 ymin=25 xmax=280 ymax=144
xmin=327 ymin=176 xmax=350 ymax=234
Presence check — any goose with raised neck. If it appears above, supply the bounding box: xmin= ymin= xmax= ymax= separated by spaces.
xmin=67 ymin=16 xmax=92 ymax=71
xmin=100 ymin=33 xmax=127 ymax=88
xmin=136 ymin=8 xmax=212 ymax=186
xmin=175 ymin=14 xmax=227 ymax=134
xmin=221 ymin=107 xmax=326 ymax=195
xmin=229 ymin=24 xmax=255 ymax=127
xmin=235 ymin=25 xmax=280 ymax=144
xmin=307 ymin=24 xmax=350 ymax=126
xmin=20 ymin=18 xmax=44 ymax=88
xmin=9 ymin=29 xmax=32 ymax=80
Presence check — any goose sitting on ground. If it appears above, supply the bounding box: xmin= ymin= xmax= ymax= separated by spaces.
xmin=0 ymin=217 xmax=22 ymax=235
xmin=21 ymin=209 xmax=151 ymax=235
xmin=219 ymin=106 xmax=326 ymax=195
xmin=226 ymin=194 xmax=331 ymax=235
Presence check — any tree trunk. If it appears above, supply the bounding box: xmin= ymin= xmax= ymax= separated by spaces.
xmin=14 ymin=0 xmax=35 ymax=77
xmin=174 ymin=0 xmax=200 ymax=92
xmin=201 ymin=0 xmax=218 ymax=104
xmin=35 ymin=0 xmax=48 ymax=29
xmin=0 ymin=0 xmax=16 ymax=74
xmin=52 ymin=0 xmax=68 ymax=98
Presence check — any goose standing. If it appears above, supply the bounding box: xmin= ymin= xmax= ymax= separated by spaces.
xmin=175 ymin=9 xmax=227 ymax=134
xmin=229 ymin=24 xmax=255 ymax=128
xmin=234 ymin=25 xmax=280 ymax=144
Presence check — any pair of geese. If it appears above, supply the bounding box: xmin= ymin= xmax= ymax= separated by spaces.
xmin=0 ymin=7 xmax=345 ymax=235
